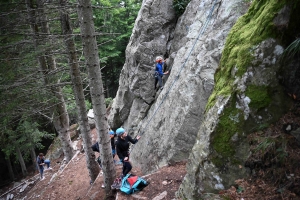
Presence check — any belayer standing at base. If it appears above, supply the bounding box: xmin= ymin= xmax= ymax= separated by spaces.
xmin=154 ymin=56 xmax=169 ymax=90
xmin=115 ymin=128 xmax=141 ymax=178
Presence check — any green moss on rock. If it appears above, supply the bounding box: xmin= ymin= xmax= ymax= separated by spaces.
xmin=208 ymin=0 xmax=291 ymax=163
xmin=245 ymin=85 xmax=271 ymax=110
xmin=207 ymin=0 xmax=289 ymax=111
xmin=212 ymin=97 xmax=244 ymax=159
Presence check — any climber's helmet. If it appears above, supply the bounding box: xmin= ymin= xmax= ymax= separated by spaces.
xmin=155 ymin=56 xmax=163 ymax=62
xmin=116 ymin=128 xmax=125 ymax=136
xmin=109 ymin=130 xmax=115 ymax=135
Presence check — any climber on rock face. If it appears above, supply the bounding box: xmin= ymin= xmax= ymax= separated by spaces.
xmin=115 ymin=127 xmax=141 ymax=178
xmin=154 ymin=56 xmax=169 ymax=90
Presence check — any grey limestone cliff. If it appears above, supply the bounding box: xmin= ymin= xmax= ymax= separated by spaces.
xmin=109 ymin=0 xmax=300 ymax=198
xmin=177 ymin=0 xmax=299 ymax=198
xmin=109 ymin=0 xmax=248 ymax=172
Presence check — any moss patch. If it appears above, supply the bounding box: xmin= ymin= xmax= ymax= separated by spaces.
xmin=212 ymin=96 xmax=244 ymax=159
xmin=206 ymin=0 xmax=289 ymax=111
xmin=208 ymin=0 xmax=292 ymax=166
xmin=245 ymin=85 xmax=271 ymax=110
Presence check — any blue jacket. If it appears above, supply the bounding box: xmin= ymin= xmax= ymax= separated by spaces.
xmin=155 ymin=62 xmax=164 ymax=76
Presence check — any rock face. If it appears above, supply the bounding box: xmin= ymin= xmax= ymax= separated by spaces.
xmin=109 ymin=0 xmax=248 ymax=173
xmin=109 ymin=0 xmax=300 ymax=198
xmin=108 ymin=0 xmax=176 ymax=130
xmin=177 ymin=1 xmax=299 ymax=198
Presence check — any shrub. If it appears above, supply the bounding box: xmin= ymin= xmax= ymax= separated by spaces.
xmin=173 ymin=0 xmax=191 ymax=16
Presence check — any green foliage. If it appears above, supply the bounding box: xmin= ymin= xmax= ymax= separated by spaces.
xmin=251 ymin=134 xmax=288 ymax=164
xmin=92 ymin=0 xmax=142 ymax=97
xmin=0 ymin=0 xmax=142 ymax=165
xmin=173 ymin=0 xmax=191 ymax=16
xmin=105 ymin=97 xmax=113 ymax=107
xmin=0 ymin=116 xmax=54 ymax=162
xmin=256 ymin=123 xmax=269 ymax=131
xmin=237 ymin=186 xmax=244 ymax=193
xmin=86 ymin=100 xmax=92 ymax=110
xmin=63 ymin=86 xmax=92 ymax=121
xmin=281 ymin=38 xmax=300 ymax=60
xmin=254 ymin=137 xmax=276 ymax=154
xmin=16 ymin=118 xmax=55 ymax=150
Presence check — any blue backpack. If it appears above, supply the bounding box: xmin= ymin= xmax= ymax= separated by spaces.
xmin=120 ymin=174 xmax=148 ymax=194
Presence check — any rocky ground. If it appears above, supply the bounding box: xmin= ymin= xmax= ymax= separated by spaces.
xmin=0 ymin=128 xmax=187 ymax=200
xmin=220 ymin=101 xmax=300 ymax=200
xmin=1 ymin=102 xmax=300 ymax=200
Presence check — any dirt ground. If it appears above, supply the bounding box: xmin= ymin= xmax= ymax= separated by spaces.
xmin=1 ymin=128 xmax=186 ymax=200
xmin=9 ymin=153 xmax=186 ymax=200
xmin=2 ymin=102 xmax=300 ymax=200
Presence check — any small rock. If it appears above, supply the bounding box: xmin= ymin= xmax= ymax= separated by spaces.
xmin=162 ymin=181 xmax=168 ymax=185
xmin=6 ymin=194 xmax=13 ymax=200
xmin=286 ymin=125 xmax=292 ymax=131
xmin=13 ymin=182 xmax=21 ymax=188
xmin=28 ymin=181 xmax=34 ymax=185
xmin=132 ymin=194 xmax=147 ymax=199
xmin=291 ymin=128 xmax=300 ymax=142
xmin=50 ymin=173 xmax=58 ymax=183
xmin=152 ymin=191 xmax=167 ymax=200
xmin=19 ymin=183 xmax=28 ymax=192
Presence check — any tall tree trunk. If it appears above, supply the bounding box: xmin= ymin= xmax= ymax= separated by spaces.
xmin=37 ymin=0 xmax=74 ymax=162
xmin=16 ymin=147 xmax=27 ymax=176
xmin=6 ymin=156 xmax=15 ymax=181
xmin=60 ymin=0 xmax=99 ymax=181
xmin=30 ymin=147 xmax=36 ymax=167
xmin=25 ymin=0 xmax=74 ymax=161
xmin=77 ymin=0 xmax=116 ymax=194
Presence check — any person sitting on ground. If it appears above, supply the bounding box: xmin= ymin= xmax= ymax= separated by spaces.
xmin=154 ymin=56 xmax=169 ymax=90
xmin=115 ymin=128 xmax=141 ymax=178
xmin=36 ymin=153 xmax=52 ymax=180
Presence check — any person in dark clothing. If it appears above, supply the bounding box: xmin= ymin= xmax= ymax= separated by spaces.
xmin=109 ymin=129 xmax=116 ymax=159
xmin=154 ymin=56 xmax=169 ymax=90
xmin=115 ymin=127 xmax=141 ymax=178
xmin=91 ymin=141 xmax=102 ymax=168
xmin=36 ymin=153 xmax=52 ymax=180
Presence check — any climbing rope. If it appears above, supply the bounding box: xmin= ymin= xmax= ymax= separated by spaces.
xmin=130 ymin=0 xmax=219 ymax=152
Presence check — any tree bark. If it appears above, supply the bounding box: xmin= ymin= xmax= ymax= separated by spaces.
xmin=30 ymin=147 xmax=37 ymax=171
xmin=16 ymin=147 xmax=27 ymax=176
xmin=77 ymin=0 xmax=116 ymax=194
xmin=25 ymin=0 xmax=74 ymax=162
xmin=60 ymin=0 xmax=99 ymax=181
xmin=6 ymin=156 xmax=15 ymax=181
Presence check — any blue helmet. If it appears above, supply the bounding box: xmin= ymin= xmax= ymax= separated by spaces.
xmin=109 ymin=130 xmax=114 ymax=135
xmin=116 ymin=128 xmax=125 ymax=136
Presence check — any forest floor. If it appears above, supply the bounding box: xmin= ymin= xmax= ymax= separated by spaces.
xmin=0 ymin=128 xmax=187 ymax=200
xmin=1 ymin=102 xmax=300 ymax=200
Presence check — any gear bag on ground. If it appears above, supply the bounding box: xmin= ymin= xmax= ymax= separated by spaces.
xmin=120 ymin=174 xmax=148 ymax=194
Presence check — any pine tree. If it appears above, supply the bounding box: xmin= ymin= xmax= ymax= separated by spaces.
xmin=77 ymin=0 xmax=116 ymax=195
xmin=60 ymin=0 xmax=100 ymax=182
